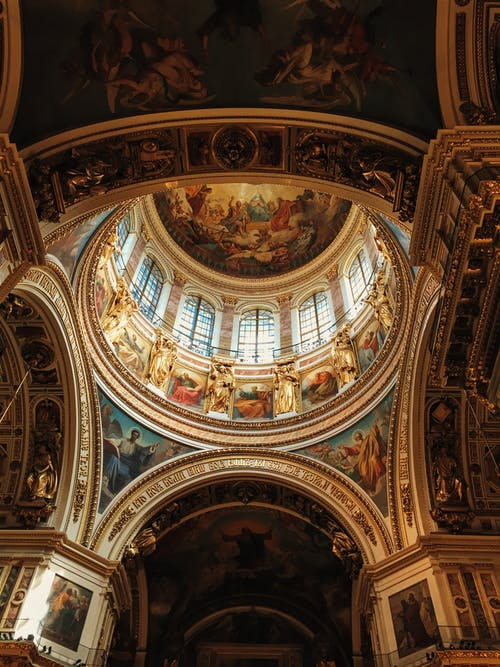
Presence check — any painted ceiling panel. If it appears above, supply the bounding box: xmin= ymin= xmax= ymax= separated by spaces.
xmin=14 ymin=0 xmax=440 ymax=146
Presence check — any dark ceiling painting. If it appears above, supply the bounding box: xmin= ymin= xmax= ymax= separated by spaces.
xmin=154 ymin=183 xmax=351 ymax=277
xmin=15 ymin=0 xmax=439 ymax=146
xmin=145 ymin=506 xmax=352 ymax=666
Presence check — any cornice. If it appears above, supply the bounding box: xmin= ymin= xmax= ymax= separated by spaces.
xmin=0 ymin=530 xmax=119 ymax=577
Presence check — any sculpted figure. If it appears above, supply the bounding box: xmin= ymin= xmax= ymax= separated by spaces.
xmin=147 ymin=332 xmax=177 ymax=391
xmin=102 ymin=279 xmax=138 ymax=344
xmin=26 ymin=443 xmax=59 ymax=501
xmin=205 ymin=361 xmax=234 ymax=414
xmin=99 ymin=224 xmax=118 ymax=268
xmin=331 ymin=325 xmax=358 ymax=387
xmin=274 ymin=361 xmax=300 ymax=415
xmin=433 ymin=446 xmax=466 ymax=505
xmin=365 ymin=272 xmax=394 ymax=333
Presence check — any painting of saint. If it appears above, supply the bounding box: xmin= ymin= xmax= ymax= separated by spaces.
xmin=233 ymin=383 xmax=273 ymax=420
xmin=298 ymin=390 xmax=393 ymax=516
xmin=154 ymin=184 xmax=350 ymax=278
xmin=301 ymin=365 xmax=338 ymax=408
xmin=48 ymin=208 xmax=116 ymax=278
xmin=167 ymin=366 xmax=206 ymax=409
xmin=389 ymin=580 xmax=439 ymax=657
xmin=356 ymin=319 xmax=386 ymax=373
xmin=112 ymin=324 xmax=152 ymax=380
xmin=40 ymin=575 xmax=92 ymax=651
xmin=98 ymin=392 xmax=194 ymax=511
xmin=146 ymin=507 xmax=352 ymax=663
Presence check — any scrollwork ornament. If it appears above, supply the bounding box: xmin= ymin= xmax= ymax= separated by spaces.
xmin=352 ymin=510 xmax=377 ymax=545
xmin=400 ymin=483 xmax=413 ymax=526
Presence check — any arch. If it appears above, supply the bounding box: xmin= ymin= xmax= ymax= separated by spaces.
xmin=91 ymin=449 xmax=394 ymax=563
xmin=15 ymin=266 xmax=100 ymax=544
xmin=23 ymin=110 xmax=427 ymax=229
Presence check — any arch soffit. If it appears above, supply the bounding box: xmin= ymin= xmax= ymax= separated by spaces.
xmin=90 ymin=449 xmax=394 ymax=563
xmin=17 ymin=265 xmax=101 ymax=545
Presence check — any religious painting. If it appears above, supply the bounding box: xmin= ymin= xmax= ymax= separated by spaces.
xmin=167 ymin=365 xmax=207 ymax=411
xmin=16 ymin=1 xmax=439 ymax=146
xmin=40 ymin=575 xmax=92 ymax=651
xmin=355 ymin=318 xmax=386 ymax=373
xmin=153 ymin=184 xmax=350 ymax=278
xmin=232 ymin=382 xmax=273 ymax=420
xmin=389 ymin=580 xmax=439 ymax=658
xmin=146 ymin=507 xmax=351 ymax=665
xmin=94 ymin=266 xmax=113 ymax=319
xmin=47 ymin=208 xmax=116 ymax=279
xmin=98 ymin=391 xmax=195 ymax=511
xmin=111 ymin=321 xmax=152 ymax=381
xmin=297 ymin=390 xmax=394 ymax=516
xmin=301 ymin=363 xmax=338 ymax=410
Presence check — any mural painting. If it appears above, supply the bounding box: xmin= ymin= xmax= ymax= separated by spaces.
xmin=297 ymin=389 xmax=393 ymax=515
xmin=154 ymin=184 xmax=350 ymax=277
xmin=40 ymin=575 xmax=92 ymax=651
xmin=47 ymin=208 xmax=116 ymax=278
xmin=355 ymin=318 xmax=386 ymax=373
xmin=166 ymin=364 xmax=207 ymax=411
xmin=301 ymin=363 xmax=338 ymax=409
xmin=232 ymin=382 xmax=273 ymax=420
xmin=146 ymin=507 xmax=351 ymax=665
xmin=99 ymin=391 xmax=194 ymax=511
xmin=16 ymin=1 xmax=439 ymax=145
xmin=389 ymin=580 xmax=439 ymax=657
xmin=94 ymin=265 xmax=113 ymax=319
xmin=112 ymin=323 xmax=152 ymax=381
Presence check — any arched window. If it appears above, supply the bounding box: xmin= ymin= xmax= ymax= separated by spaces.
xmin=178 ymin=295 xmax=215 ymax=356
xmin=348 ymin=248 xmax=372 ymax=302
xmin=298 ymin=291 xmax=332 ymax=348
xmin=114 ymin=214 xmax=130 ymax=274
xmin=238 ymin=309 xmax=275 ymax=362
xmin=131 ymin=256 xmax=163 ymax=322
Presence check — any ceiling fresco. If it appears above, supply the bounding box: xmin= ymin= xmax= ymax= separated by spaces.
xmin=154 ymin=183 xmax=351 ymax=277
xmin=145 ymin=506 xmax=351 ymax=665
xmin=15 ymin=0 xmax=439 ymax=146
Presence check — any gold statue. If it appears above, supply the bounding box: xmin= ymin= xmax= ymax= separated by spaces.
xmin=274 ymin=361 xmax=300 ymax=415
xmin=102 ymin=279 xmax=138 ymax=344
xmin=99 ymin=224 xmax=118 ymax=268
xmin=146 ymin=332 xmax=177 ymax=392
xmin=331 ymin=325 xmax=358 ymax=387
xmin=365 ymin=271 xmax=394 ymax=333
xmin=125 ymin=522 xmax=160 ymax=558
xmin=433 ymin=446 xmax=466 ymax=505
xmin=26 ymin=443 xmax=58 ymax=502
xmin=205 ymin=361 xmax=234 ymax=414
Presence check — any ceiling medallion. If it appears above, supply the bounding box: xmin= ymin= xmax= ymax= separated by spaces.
xmin=211 ymin=126 xmax=258 ymax=170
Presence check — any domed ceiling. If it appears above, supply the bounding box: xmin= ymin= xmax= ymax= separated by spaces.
xmin=153 ymin=184 xmax=351 ymax=277
xmin=14 ymin=0 xmax=439 ymax=146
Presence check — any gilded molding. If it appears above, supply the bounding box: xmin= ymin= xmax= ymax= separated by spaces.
xmin=21 ymin=266 xmax=99 ymax=545
xmin=90 ymin=449 xmax=394 ymax=560
xmin=78 ymin=205 xmax=408 ymax=449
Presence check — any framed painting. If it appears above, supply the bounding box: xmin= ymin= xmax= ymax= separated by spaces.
xmin=40 ymin=575 xmax=92 ymax=651
xmin=389 ymin=580 xmax=439 ymax=657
